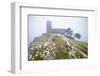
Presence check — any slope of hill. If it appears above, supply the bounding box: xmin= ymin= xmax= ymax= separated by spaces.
xmin=28 ymin=33 xmax=88 ymax=61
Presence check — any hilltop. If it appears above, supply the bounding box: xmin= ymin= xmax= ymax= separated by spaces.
xmin=28 ymin=33 xmax=88 ymax=60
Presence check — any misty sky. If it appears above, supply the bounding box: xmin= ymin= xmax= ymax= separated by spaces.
xmin=28 ymin=15 xmax=88 ymax=43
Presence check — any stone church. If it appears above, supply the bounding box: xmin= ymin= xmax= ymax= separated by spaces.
xmin=46 ymin=21 xmax=68 ymax=36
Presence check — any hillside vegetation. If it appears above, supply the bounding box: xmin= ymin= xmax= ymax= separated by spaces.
xmin=28 ymin=33 xmax=88 ymax=61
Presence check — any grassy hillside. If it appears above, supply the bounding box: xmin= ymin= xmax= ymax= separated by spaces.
xmin=28 ymin=33 xmax=88 ymax=61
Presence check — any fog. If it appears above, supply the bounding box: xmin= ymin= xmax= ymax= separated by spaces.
xmin=29 ymin=15 xmax=88 ymax=43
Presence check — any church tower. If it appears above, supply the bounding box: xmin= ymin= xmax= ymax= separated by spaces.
xmin=46 ymin=21 xmax=52 ymax=33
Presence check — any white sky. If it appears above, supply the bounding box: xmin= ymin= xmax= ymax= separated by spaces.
xmin=29 ymin=15 xmax=88 ymax=43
